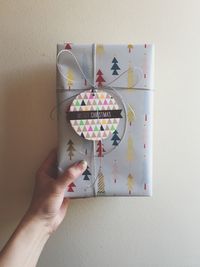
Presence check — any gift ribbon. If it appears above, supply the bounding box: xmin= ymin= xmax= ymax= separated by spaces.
xmin=56 ymin=46 xmax=132 ymax=155
xmin=56 ymin=47 xmax=145 ymax=90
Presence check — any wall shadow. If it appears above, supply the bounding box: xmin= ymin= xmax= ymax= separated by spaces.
xmin=0 ymin=65 xmax=56 ymax=244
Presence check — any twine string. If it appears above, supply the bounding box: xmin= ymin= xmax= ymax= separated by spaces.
xmin=56 ymin=49 xmax=142 ymax=89
xmin=55 ymin=47 xmax=140 ymax=192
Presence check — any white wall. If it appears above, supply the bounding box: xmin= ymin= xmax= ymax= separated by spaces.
xmin=1 ymin=0 xmax=200 ymax=266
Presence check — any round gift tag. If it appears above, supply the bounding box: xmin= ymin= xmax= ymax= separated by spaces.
xmin=67 ymin=89 xmax=122 ymax=141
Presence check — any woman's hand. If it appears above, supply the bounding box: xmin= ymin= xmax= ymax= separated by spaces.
xmin=0 ymin=150 xmax=87 ymax=267
xmin=27 ymin=149 xmax=87 ymax=234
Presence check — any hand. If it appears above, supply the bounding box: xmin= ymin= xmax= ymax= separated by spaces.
xmin=26 ymin=149 xmax=87 ymax=235
xmin=0 ymin=150 xmax=87 ymax=267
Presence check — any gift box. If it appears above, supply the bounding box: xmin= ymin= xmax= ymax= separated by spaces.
xmin=56 ymin=43 xmax=154 ymax=198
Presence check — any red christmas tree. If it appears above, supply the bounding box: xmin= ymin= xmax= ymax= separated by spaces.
xmin=96 ymin=140 xmax=105 ymax=157
xmin=96 ymin=69 xmax=105 ymax=87
xmin=65 ymin=43 xmax=72 ymax=50
xmin=67 ymin=182 xmax=76 ymax=192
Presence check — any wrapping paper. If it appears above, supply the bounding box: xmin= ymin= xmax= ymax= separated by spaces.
xmin=56 ymin=43 xmax=154 ymax=198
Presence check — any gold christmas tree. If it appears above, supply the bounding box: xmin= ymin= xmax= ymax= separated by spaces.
xmin=96 ymin=44 xmax=105 ymax=56
xmin=67 ymin=68 xmax=74 ymax=89
xmin=97 ymin=168 xmax=105 ymax=195
xmin=127 ymin=44 xmax=133 ymax=53
xmin=66 ymin=139 xmax=76 ymax=160
xmin=127 ymin=135 xmax=134 ymax=162
xmin=127 ymin=173 xmax=134 ymax=194
xmin=127 ymin=105 xmax=135 ymax=126
xmin=127 ymin=64 xmax=134 ymax=90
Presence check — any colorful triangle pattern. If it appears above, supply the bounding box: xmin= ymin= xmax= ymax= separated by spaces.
xmin=70 ymin=90 xmax=118 ymax=111
xmin=69 ymin=89 xmax=121 ymax=141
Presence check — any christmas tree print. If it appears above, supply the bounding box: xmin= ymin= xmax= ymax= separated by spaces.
xmin=111 ymin=130 xmax=121 ymax=146
xmin=127 ymin=135 xmax=134 ymax=161
xmin=66 ymin=139 xmax=76 ymax=160
xmin=112 ymin=160 xmax=118 ymax=183
xmin=67 ymin=68 xmax=74 ymax=89
xmin=96 ymin=69 xmax=105 ymax=87
xmin=96 ymin=44 xmax=105 ymax=55
xmin=97 ymin=168 xmax=105 ymax=194
xmin=67 ymin=182 xmax=76 ymax=192
xmin=96 ymin=140 xmax=105 ymax=157
xmin=127 ymin=173 xmax=134 ymax=194
xmin=111 ymin=57 xmax=120 ymax=75
xmin=127 ymin=44 xmax=133 ymax=53
xmin=82 ymin=166 xmax=91 ymax=181
xmin=65 ymin=43 xmax=72 ymax=50
xmin=127 ymin=65 xmax=134 ymax=89
xmin=127 ymin=105 xmax=135 ymax=126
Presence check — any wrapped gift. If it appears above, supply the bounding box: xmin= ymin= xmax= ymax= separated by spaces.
xmin=56 ymin=43 xmax=154 ymax=198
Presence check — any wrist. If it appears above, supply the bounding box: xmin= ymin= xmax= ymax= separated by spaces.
xmin=0 ymin=210 xmax=51 ymax=267
xmin=22 ymin=211 xmax=52 ymax=238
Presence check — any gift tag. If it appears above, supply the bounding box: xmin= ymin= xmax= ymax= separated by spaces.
xmin=67 ymin=89 xmax=122 ymax=141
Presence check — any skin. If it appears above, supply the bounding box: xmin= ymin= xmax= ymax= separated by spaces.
xmin=0 ymin=150 xmax=87 ymax=267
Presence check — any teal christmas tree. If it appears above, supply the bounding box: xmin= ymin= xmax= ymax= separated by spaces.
xmin=82 ymin=166 xmax=91 ymax=181
xmin=111 ymin=57 xmax=120 ymax=75
xmin=111 ymin=130 xmax=121 ymax=146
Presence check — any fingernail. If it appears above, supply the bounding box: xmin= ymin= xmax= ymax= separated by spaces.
xmin=78 ymin=160 xmax=87 ymax=169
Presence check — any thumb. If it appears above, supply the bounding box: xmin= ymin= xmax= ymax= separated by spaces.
xmin=57 ymin=160 xmax=87 ymax=189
